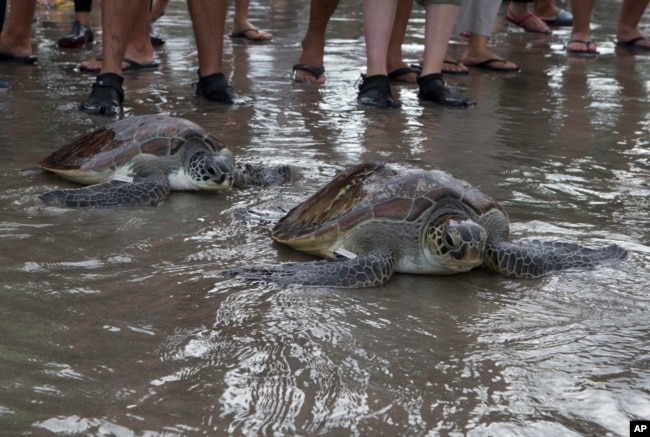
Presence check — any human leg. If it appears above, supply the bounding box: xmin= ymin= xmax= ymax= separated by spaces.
xmin=80 ymin=0 xmax=146 ymax=115
xmin=507 ymin=0 xmax=551 ymax=33
xmin=0 ymin=0 xmax=6 ymax=33
xmin=0 ymin=0 xmax=37 ymax=60
xmin=533 ymin=0 xmax=572 ymax=26
xmin=188 ymin=0 xmax=237 ymax=104
xmin=149 ymin=0 xmax=168 ymax=46
xmin=229 ymin=0 xmax=272 ymax=41
xmin=79 ymin=1 xmax=155 ymax=73
xmin=456 ymin=0 xmax=518 ymax=71
xmin=419 ymin=3 xmax=459 ymax=76
xmin=292 ymin=0 xmax=339 ymax=83
xmin=566 ymin=0 xmax=598 ymax=55
xmin=150 ymin=0 xmax=168 ymax=21
xmin=357 ymin=0 xmax=400 ymax=108
xmin=418 ymin=1 xmax=474 ymax=107
xmin=363 ymin=0 xmax=397 ymax=77
xmin=59 ymin=0 xmax=94 ymax=48
xmin=616 ymin=0 xmax=650 ymax=50
xmin=462 ymin=34 xmax=519 ymax=72
xmin=386 ymin=0 xmax=420 ymax=83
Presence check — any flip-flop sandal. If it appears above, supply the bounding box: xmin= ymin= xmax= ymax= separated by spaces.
xmin=466 ymin=59 xmax=520 ymax=73
xmin=229 ymin=28 xmax=272 ymax=42
xmin=506 ymin=9 xmax=551 ymax=34
xmin=0 ymin=52 xmax=37 ymax=64
xmin=615 ymin=36 xmax=650 ymax=52
xmin=566 ymin=39 xmax=600 ymax=56
xmin=387 ymin=66 xmax=420 ymax=83
xmin=291 ymin=64 xmax=325 ymax=83
xmin=79 ymin=57 xmax=159 ymax=74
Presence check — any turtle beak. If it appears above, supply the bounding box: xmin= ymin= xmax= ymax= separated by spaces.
xmin=464 ymin=244 xmax=483 ymax=264
xmin=449 ymin=222 xmax=485 ymax=265
xmin=451 ymin=243 xmax=482 ymax=264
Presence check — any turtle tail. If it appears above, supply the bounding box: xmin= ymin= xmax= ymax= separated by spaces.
xmin=484 ymin=239 xmax=627 ymax=278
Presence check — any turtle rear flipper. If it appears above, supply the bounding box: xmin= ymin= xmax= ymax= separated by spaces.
xmin=40 ymin=176 xmax=170 ymax=208
xmin=233 ymin=164 xmax=291 ymax=187
xmin=485 ymin=239 xmax=628 ymax=278
xmin=221 ymin=251 xmax=397 ymax=288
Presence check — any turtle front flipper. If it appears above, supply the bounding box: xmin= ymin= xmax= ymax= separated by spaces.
xmin=40 ymin=176 xmax=170 ymax=208
xmin=222 ymin=251 xmax=397 ymax=288
xmin=484 ymin=239 xmax=627 ymax=278
xmin=233 ymin=164 xmax=291 ymax=187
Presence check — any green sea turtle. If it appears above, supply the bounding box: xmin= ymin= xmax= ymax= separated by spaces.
xmin=39 ymin=115 xmax=290 ymax=208
xmin=224 ymin=161 xmax=627 ymax=288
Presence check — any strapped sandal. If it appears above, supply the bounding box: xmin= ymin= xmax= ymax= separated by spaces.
xmin=506 ymin=8 xmax=551 ymax=34
xmin=80 ymin=73 xmax=124 ymax=116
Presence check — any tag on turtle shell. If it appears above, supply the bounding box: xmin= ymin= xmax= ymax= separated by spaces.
xmin=112 ymin=173 xmax=134 ymax=184
xmin=335 ymin=248 xmax=357 ymax=259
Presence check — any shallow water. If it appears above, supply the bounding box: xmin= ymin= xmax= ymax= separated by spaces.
xmin=1 ymin=1 xmax=649 ymax=436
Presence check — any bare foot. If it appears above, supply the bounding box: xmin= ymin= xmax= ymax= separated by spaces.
xmin=442 ymin=56 xmax=469 ymax=74
xmin=506 ymin=7 xmax=551 ymax=34
xmin=291 ymin=64 xmax=325 ymax=84
xmin=532 ymin=4 xmax=560 ymax=22
xmin=462 ymin=50 xmax=518 ymax=71
xmin=616 ymin=30 xmax=650 ymax=49
xmin=415 ymin=55 xmax=469 ymax=75
xmin=386 ymin=63 xmax=418 ymax=84
xmin=566 ymin=34 xmax=598 ymax=55
xmin=79 ymin=55 xmax=156 ymax=72
xmin=0 ymin=41 xmax=32 ymax=59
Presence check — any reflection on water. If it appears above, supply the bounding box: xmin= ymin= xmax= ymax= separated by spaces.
xmin=1 ymin=0 xmax=650 ymax=435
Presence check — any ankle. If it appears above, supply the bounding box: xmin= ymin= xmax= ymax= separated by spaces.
xmin=196 ymin=71 xmax=237 ymax=104
xmin=96 ymin=73 xmax=124 ymax=99
xmin=359 ymin=74 xmax=390 ymax=90
xmin=417 ymin=73 xmax=444 ymax=87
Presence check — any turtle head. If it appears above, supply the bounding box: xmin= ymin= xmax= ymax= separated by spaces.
xmin=425 ymin=216 xmax=487 ymax=272
xmin=184 ymin=147 xmax=234 ymax=190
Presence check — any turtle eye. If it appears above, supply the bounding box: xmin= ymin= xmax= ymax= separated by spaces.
xmin=206 ymin=164 xmax=218 ymax=176
xmin=205 ymin=163 xmax=226 ymax=183
xmin=444 ymin=232 xmax=457 ymax=248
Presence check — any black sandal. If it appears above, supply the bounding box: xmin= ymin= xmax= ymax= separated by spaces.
xmin=80 ymin=73 xmax=124 ymax=116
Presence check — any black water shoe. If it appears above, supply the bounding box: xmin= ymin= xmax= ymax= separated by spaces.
xmin=58 ymin=20 xmax=94 ymax=48
xmin=195 ymin=72 xmax=237 ymax=104
xmin=80 ymin=73 xmax=124 ymax=116
xmin=417 ymin=73 xmax=475 ymax=107
xmin=357 ymin=74 xmax=401 ymax=108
